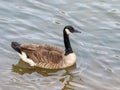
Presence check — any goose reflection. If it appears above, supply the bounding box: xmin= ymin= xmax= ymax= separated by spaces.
xmin=12 ymin=59 xmax=76 ymax=76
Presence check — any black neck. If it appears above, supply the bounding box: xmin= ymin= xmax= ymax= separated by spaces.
xmin=63 ymin=31 xmax=73 ymax=55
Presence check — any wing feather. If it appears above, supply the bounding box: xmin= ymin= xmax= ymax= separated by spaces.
xmin=20 ymin=44 xmax=64 ymax=67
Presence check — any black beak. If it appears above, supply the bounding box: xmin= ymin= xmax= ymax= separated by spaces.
xmin=74 ymin=29 xmax=81 ymax=33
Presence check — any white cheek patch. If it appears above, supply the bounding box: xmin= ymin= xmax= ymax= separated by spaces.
xmin=18 ymin=52 xmax=36 ymax=66
xmin=65 ymin=29 xmax=71 ymax=35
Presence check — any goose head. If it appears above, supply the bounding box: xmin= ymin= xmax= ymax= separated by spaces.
xmin=64 ymin=25 xmax=81 ymax=35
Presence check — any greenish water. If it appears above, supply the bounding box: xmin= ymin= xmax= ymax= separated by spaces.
xmin=0 ymin=0 xmax=120 ymax=90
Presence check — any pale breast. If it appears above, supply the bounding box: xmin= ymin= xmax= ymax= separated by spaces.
xmin=63 ymin=53 xmax=76 ymax=68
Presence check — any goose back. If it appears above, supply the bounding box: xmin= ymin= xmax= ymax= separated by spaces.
xmin=20 ymin=44 xmax=65 ymax=69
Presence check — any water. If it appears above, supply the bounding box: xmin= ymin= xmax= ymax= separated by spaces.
xmin=0 ymin=0 xmax=120 ymax=90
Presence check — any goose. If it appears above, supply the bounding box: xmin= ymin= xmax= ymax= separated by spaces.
xmin=11 ymin=26 xmax=81 ymax=69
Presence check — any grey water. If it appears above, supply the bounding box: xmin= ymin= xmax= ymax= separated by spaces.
xmin=0 ymin=0 xmax=120 ymax=90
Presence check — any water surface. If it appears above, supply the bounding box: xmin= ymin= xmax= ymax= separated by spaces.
xmin=0 ymin=0 xmax=120 ymax=90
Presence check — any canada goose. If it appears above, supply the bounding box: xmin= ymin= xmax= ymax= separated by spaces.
xmin=11 ymin=26 xmax=81 ymax=69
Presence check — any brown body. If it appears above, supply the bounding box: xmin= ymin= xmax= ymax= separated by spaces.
xmin=20 ymin=44 xmax=66 ymax=69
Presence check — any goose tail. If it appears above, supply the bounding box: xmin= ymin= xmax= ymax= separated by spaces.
xmin=11 ymin=42 xmax=21 ymax=54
